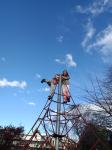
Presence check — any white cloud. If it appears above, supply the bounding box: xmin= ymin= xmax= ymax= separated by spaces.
xmin=75 ymin=0 xmax=112 ymax=63
xmin=55 ymin=59 xmax=65 ymax=64
xmin=87 ymin=24 xmax=112 ymax=62
xmin=82 ymin=19 xmax=96 ymax=47
xmin=43 ymin=87 xmax=50 ymax=92
xmin=35 ymin=73 xmax=41 ymax=79
xmin=56 ymin=35 xmax=64 ymax=43
xmin=76 ymin=0 xmax=112 ymax=16
xmin=28 ymin=102 xmax=36 ymax=106
xmin=66 ymin=54 xmax=77 ymax=67
xmin=55 ymin=53 xmax=77 ymax=68
xmin=0 ymin=78 xmax=27 ymax=89
xmin=38 ymin=87 xmax=50 ymax=92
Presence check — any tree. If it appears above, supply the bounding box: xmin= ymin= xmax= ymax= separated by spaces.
xmin=84 ymin=66 xmax=112 ymax=128
xmin=77 ymin=123 xmax=112 ymax=150
xmin=0 ymin=125 xmax=24 ymax=150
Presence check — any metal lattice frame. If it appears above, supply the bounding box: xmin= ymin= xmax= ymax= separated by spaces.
xmin=19 ymin=75 xmax=109 ymax=150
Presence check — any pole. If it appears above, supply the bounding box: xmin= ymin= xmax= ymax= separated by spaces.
xmin=55 ymin=75 xmax=62 ymax=150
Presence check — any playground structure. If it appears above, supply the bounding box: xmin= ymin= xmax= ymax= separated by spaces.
xmin=20 ymin=73 xmax=109 ymax=150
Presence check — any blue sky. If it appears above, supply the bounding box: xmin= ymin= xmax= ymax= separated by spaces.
xmin=0 ymin=0 xmax=112 ymax=132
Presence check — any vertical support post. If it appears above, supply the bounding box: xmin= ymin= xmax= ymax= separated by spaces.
xmin=55 ymin=75 xmax=62 ymax=150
